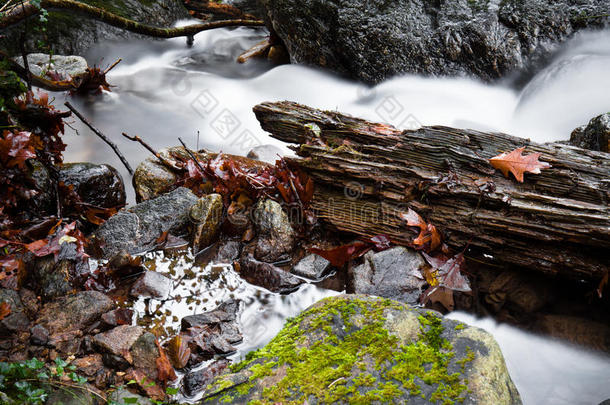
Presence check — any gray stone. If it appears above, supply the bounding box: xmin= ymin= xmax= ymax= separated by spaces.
xmin=201 ymin=295 xmax=521 ymax=404
xmin=130 ymin=332 xmax=160 ymax=380
xmin=107 ymin=386 xmax=154 ymax=405
xmin=46 ymin=385 xmax=95 ymax=405
xmin=133 ymin=146 xmax=209 ymax=202
xmin=291 ymin=254 xmax=331 ymax=280
xmin=259 ymin=0 xmax=610 ymax=83
xmin=570 ymin=113 xmax=610 ymax=152
xmin=130 ymin=271 xmax=172 ymax=299
xmin=351 ymin=247 xmax=426 ymax=305
xmin=91 ymin=187 xmax=198 ymax=258
xmin=30 ymin=324 xmax=49 ymax=345
xmin=35 ymin=291 xmax=114 ymax=334
xmin=190 ymin=194 xmax=224 ymax=253
xmin=252 ymin=199 xmax=295 ymax=262
xmin=12 ymin=54 xmax=88 ymax=79
xmin=60 ymin=162 xmax=126 ymax=208
xmin=1 ymin=0 xmax=189 ymax=56
xmin=93 ymin=325 xmax=144 ymax=357
xmin=215 ymin=241 xmax=242 ymax=263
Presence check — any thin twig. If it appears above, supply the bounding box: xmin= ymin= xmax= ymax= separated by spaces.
xmin=64 ymin=102 xmax=133 ymax=175
xmin=103 ymin=58 xmax=122 ymax=75
xmin=178 ymin=137 xmax=206 ymax=174
xmin=122 ymin=132 xmax=182 ymax=172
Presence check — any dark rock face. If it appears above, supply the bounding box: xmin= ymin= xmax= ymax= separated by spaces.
xmin=60 ymin=162 xmax=126 ymax=208
xmin=350 ymin=247 xmax=425 ymax=304
xmin=239 ymin=253 xmax=304 ymax=294
xmin=0 ymin=0 xmax=189 ymax=56
xmin=0 ymin=289 xmax=30 ymax=336
xmin=259 ymin=0 xmax=610 ymax=83
xmin=90 ymin=187 xmax=198 ymax=258
xmin=570 ymin=113 xmax=610 ymax=152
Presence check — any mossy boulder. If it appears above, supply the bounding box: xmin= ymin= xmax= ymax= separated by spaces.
xmin=199 ymin=295 xmax=521 ymax=404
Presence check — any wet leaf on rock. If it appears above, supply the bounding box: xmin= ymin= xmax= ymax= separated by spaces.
xmin=489 ymin=146 xmax=550 ymax=183
xmin=167 ymin=335 xmax=191 ymax=369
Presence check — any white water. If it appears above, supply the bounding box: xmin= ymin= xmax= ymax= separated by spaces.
xmin=54 ymin=23 xmax=610 ymax=404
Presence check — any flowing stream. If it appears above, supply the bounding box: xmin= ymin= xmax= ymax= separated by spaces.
xmin=52 ymin=22 xmax=610 ymax=404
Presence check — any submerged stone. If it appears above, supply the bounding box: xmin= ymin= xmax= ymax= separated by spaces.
xmin=200 ymin=294 xmax=521 ymax=404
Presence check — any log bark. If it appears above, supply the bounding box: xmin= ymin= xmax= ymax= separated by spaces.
xmin=0 ymin=0 xmax=264 ymax=36
xmin=253 ymin=101 xmax=610 ymax=281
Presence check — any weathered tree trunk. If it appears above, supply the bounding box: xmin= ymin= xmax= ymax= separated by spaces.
xmin=253 ymin=101 xmax=610 ymax=281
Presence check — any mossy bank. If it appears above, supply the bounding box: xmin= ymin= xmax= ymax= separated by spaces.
xmin=199 ymin=294 xmax=521 ymax=404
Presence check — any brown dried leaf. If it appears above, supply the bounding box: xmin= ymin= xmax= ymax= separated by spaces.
xmin=167 ymin=335 xmax=191 ymax=369
xmin=489 ymin=147 xmax=550 ymax=183
xmin=155 ymin=339 xmax=177 ymax=385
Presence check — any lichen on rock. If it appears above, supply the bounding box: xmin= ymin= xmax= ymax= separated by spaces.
xmin=200 ymin=294 xmax=521 ymax=404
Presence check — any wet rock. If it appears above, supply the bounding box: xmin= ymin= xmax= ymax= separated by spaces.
xmin=291 ymin=254 xmax=330 ymax=280
xmin=30 ymin=324 xmax=49 ymax=346
xmin=0 ymin=289 xmax=30 ymax=336
xmin=90 ymin=187 xmax=198 ymax=258
xmin=182 ymin=300 xmax=239 ymax=330
xmin=351 ymin=247 xmax=426 ymax=304
xmin=183 ymin=359 xmax=229 ymax=397
xmin=570 ymin=113 xmax=610 ymax=152
xmin=35 ymin=291 xmax=114 ymax=335
xmin=130 ymin=271 xmax=172 ymax=299
xmin=28 ymin=256 xmax=75 ymax=303
xmin=130 ymin=332 xmax=161 ymax=380
xmin=60 ymin=162 xmax=126 ymax=208
xmin=1 ymin=0 xmax=189 ymax=56
xmin=239 ymin=253 xmax=304 ymax=294
xmin=47 ymin=330 xmax=83 ymax=355
xmin=190 ymin=194 xmax=224 ymax=253
xmin=12 ymin=54 xmax=88 ymax=78
xmin=72 ymin=354 xmax=104 ymax=377
xmin=252 ymin=199 xmax=295 ymax=262
xmin=133 ymin=146 xmax=209 ymax=202
xmin=215 ymin=241 xmax=242 ymax=263
xmin=101 ymin=308 xmax=134 ymax=327
xmin=537 ymin=314 xmax=610 ymax=352
xmin=246 ymin=144 xmax=284 ymax=163
xmin=202 ymin=295 xmax=521 ymax=404
xmin=107 ymin=386 xmax=154 ymax=405
xmin=94 ymin=325 xmax=144 ymax=358
xmin=180 ymin=301 xmax=242 ymax=364
xmin=26 ymin=160 xmax=55 ymax=215
xmin=259 ymin=0 xmax=610 ymax=83
xmin=46 ymin=384 xmax=96 ymax=405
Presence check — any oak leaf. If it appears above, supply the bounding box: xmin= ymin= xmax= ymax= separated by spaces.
xmin=399 ymin=208 xmax=441 ymax=251
xmin=489 ymin=147 xmax=550 ymax=183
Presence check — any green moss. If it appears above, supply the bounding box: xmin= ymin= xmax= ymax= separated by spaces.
xmin=454 ymin=323 xmax=466 ymax=331
xmin=212 ymin=296 xmax=474 ymax=404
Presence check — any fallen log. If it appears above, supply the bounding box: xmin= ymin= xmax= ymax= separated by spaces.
xmin=253 ymin=101 xmax=610 ymax=281
xmin=0 ymin=0 xmax=264 ymax=36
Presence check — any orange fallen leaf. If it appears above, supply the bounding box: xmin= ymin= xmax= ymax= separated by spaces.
xmin=155 ymin=339 xmax=177 ymax=385
xmin=489 ymin=147 xmax=550 ymax=183
xmin=399 ymin=208 xmax=442 ymax=252
xmin=0 ymin=302 xmax=11 ymax=320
